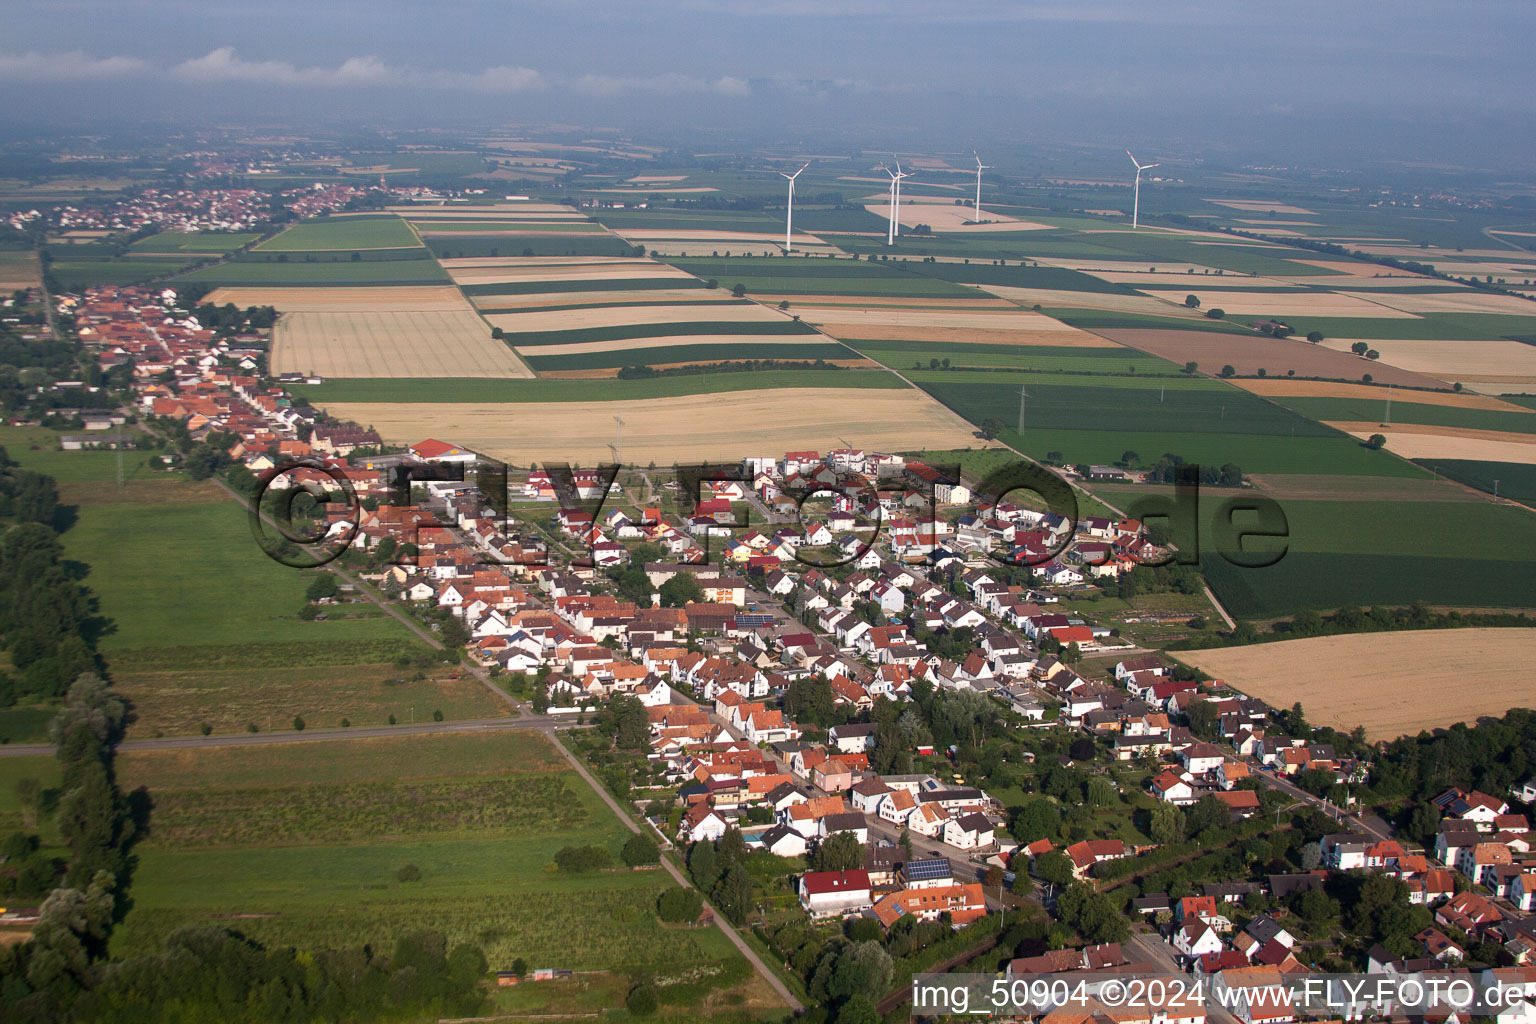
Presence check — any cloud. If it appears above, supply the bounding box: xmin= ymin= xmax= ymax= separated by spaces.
xmin=172 ymin=47 xmax=395 ymax=86
xmin=0 ymin=50 xmax=149 ymax=81
xmin=571 ymin=72 xmax=752 ymax=97
xmin=0 ymin=47 xmax=746 ymax=99
xmin=460 ymin=65 xmax=546 ymax=93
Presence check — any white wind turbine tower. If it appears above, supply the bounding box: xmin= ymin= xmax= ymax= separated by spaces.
xmin=892 ymin=155 xmax=907 ymax=237
xmin=881 ymin=163 xmax=909 ymax=245
xmin=779 ymin=161 xmax=810 ymax=252
xmin=972 ymin=151 xmax=990 ymax=224
xmin=1127 ymin=150 xmax=1160 ymax=230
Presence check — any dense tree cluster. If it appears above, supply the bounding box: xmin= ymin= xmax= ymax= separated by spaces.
xmin=1373 ymin=708 xmax=1536 ymax=804
xmin=0 ymin=523 xmax=101 ymax=703
xmin=686 ymin=828 xmax=752 ymax=925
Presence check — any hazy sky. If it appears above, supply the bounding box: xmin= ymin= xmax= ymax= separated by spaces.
xmin=3 ymin=1 xmax=1534 ymax=167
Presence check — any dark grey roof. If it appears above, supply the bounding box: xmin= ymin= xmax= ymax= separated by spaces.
xmin=821 ymin=812 xmax=867 ymax=832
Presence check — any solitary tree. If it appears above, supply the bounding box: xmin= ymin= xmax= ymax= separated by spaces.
xmin=1184 ymin=294 xmax=1200 ymax=309
xmin=1306 ymin=330 xmax=1324 ymax=343
xmin=1183 ymin=361 xmax=1199 ymax=374
xmin=1365 ymin=433 xmax=1387 ymax=450
xmin=1220 ymin=365 xmax=1236 ymax=378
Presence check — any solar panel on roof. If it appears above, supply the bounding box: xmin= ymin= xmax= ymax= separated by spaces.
xmin=905 ymin=859 xmax=951 ymax=881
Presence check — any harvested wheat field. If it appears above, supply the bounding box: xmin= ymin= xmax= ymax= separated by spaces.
xmin=1332 ymin=424 xmax=1536 ymax=464
xmin=1230 ymin=378 xmax=1528 ymax=412
xmin=439 ymin=256 xmax=633 ymax=269
xmin=541 ymin=358 xmax=878 ymax=379
xmin=1320 ymin=338 xmax=1536 ymax=382
xmin=1043 ymin=259 xmax=1219 ymax=275
xmin=392 ymin=208 xmax=588 ymax=220
xmin=1178 ymin=629 xmax=1536 ymax=740
xmin=861 ymin=201 xmax=1052 ymax=232
xmin=322 ymin=388 xmax=987 ymax=465
xmin=1452 ymin=379 xmax=1536 ymax=395
xmin=639 ymin=241 xmax=782 ymax=257
xmin=1205 ymin=199 xmax=1318 ymax=215
xmin=1095 ymin=329 xmax=1442 ymax=387
xmin=448 ymin=264 xmax=694 ymax=286
xmin=1341 ymin=289 xmax=1536 ymax=316
xmin=797 ymin=306 xmax=1119 ymax=346
xmin=758 ymin=294 xmax=1017 ymax=309
xmin=485 ymin=302 xmax=787 ymax=332
xmin=1084 ymin=270 xmax=1302 ymax=289
xmin=796 ymin=307 xmax=1091 ymax=331
xmin=520 ymin=333 xmax=836 ymax=357
xmin=202 ymin=286 xmax=472 ymax=312
xmin=415 ymin=228 xmax=602 ymax=239
xmin=270 ymin=310 xmax=531 ymax=379
xmin=388 ymin=202 xmax=579 ymax=215
xmin=611 ymin=229 xmax=821 ymax=244
xmin=980 ymin=285 xmax=1198 ymax=316
xmin=592 ymin=186 xmax=719 ymax=194
xmin=470 ymin=288 xmax=736 ymax=311
xmin=1177 ymin=290 xmax=1414 ymax=318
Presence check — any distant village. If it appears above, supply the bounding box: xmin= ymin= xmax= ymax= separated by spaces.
xmin=48 ymin=284 xmax=1536 ymax=1023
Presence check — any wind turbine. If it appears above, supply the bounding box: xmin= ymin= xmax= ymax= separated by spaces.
xmin=972 ymin=151 xmax=990 ymax=224
xmin=881 ymin=163 xmax=909 ymax=246
xmin=1127 ymin=150 xmax=1160 ymax=230
xmin=779 ymin=161 xmax=810 ymax=252
xmin=892 ymin=155 xmax=907 ymax=238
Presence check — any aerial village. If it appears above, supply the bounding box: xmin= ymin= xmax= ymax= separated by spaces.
xmin=47 ymin=282 xmax=1536 ymax=1023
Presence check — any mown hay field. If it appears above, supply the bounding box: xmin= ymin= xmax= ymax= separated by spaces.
xmin=1177 ymin=629 xmax=1536 ymax=740
xmin=271 ymin=309 xmax=532 ymax=378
